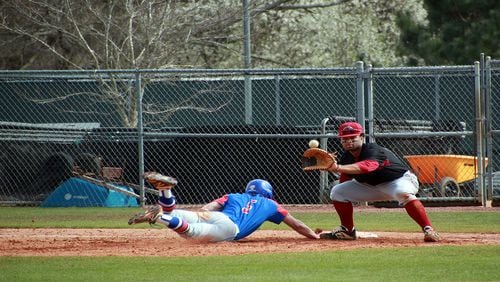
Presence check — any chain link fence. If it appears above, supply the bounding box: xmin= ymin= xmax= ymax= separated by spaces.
xmin=486 ymin=57 xmax=500 ymax=202
xmin=0 ymin=60 xmax=497 ymax=207
xmin=371 ymin=66 xmax=477 ymax=200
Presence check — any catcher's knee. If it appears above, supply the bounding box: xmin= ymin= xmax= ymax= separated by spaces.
xmin=329 ymin=180 xmax=352 ymax=201
xmin=396 ymin=193 xmax=417 ymax=206
xmin=329 ymin=186 xmax=336 ymax=200
xmin=329 ymin=187 xmax=345 ymax=201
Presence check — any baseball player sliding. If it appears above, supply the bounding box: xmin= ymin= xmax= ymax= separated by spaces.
xmin=129 ymin=172 xmax=320 ymax=242
xmin=304 ymin=121 xmax=441 ymax=242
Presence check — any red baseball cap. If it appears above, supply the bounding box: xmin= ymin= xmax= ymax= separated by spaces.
xmin=338 ymin=122 xmax=364 ymax=138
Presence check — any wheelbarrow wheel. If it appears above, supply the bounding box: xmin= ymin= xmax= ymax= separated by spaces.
xmin=440 ymin=177 xmax=460 ymax=197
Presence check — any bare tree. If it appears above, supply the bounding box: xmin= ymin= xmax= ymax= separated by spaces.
xmin=0 ymin=1 xmax=239 ymax=127
xmin=0 ymin=0 xmax=353 ymax=127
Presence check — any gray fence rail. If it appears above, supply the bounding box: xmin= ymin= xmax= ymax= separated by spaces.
xmin=0 ymin=57 xmax=498 ymax=207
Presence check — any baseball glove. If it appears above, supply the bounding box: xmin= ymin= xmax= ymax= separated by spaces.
xmin=301 ymin=148 xmax=337 ymax=171
xmin=128 ymin=205 xmax=162 ymax=225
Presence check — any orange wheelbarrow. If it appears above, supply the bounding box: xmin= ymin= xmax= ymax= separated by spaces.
xmin=404 ymin=155 xmax=488 ymax=197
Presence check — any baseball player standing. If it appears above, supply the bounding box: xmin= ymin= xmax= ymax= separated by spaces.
xmin=129 ymin=172 xmax=320 ymax=242
xmin=320 ymin=121 xmax=441 ymax=242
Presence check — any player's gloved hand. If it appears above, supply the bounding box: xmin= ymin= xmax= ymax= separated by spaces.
xmin=301 ymin=148 xmax=338 ymax=171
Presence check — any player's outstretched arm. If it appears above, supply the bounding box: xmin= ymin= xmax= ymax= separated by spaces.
xmin=283 ymin=214 xmax=320 ymax=239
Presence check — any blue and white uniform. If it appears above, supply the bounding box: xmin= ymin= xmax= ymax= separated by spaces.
xmin=216 ymin=193 xmax=288 ymax=240
xmin=156 ymin=183 xmax=288 ymax=242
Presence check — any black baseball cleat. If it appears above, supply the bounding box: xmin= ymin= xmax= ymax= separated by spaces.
xmin=423 ymin=226 xmax=441 ymax=242
xmin=319 ymin=225 xmax=357 ymax=240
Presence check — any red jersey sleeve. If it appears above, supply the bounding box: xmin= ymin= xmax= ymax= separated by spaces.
xmin=272 ymin=200 xmax=289 ymax=217
xmin=214 ymin=194 xmax=229 ymax=205
xmin=355 ymin=159 xmax=380 ymax=173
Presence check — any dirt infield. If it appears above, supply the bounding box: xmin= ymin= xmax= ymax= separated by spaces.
xmin=2 ymin=229 xmax=500 ymax=257
xmin=1 ymin=206 xmax=499 ymax=257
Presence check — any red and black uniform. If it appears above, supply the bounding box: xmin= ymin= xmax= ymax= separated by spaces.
xmin=338 ymin=143 xmax=409 ymax=185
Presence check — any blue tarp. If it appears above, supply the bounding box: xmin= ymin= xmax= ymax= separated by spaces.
xmin=41 ymin=177 xmax=139 ymax=207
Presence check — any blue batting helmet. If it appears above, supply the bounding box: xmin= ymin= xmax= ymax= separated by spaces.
xmin=245 ymin=179 xmax=273 ymax=199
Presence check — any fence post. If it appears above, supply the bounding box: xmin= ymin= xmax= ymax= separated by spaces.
xmin=485 ymin=56 xmax=494 ymax=202
xmin=243 ymin=0 xmax=253 ymax=125
xmin=274 ymin=75 xmax=282 ymax=125
xmin=475 ymin=61 xmax=489 ymax=207
xmin=135 ymin=71 xmax=146 ymax=206
xmin=320 ymin=117 xmax=330 ymax=203
xmin=365 ymin=64 xmax=374 ymax=143
xmin=356 ymin=61 xmax=365 ymax=126
xmin=356 ymin=61 xmax=368 ymax=206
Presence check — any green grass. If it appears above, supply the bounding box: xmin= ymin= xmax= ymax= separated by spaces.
xmin=1 ymin=246 xmax=498 ymax=281
xmin=1 ymin=207 xmax=499 ymax=281
xmin=0 ymin=207 xmax=135 ymax=228
xmin=2 ymin=207 xmax=498 ymax=233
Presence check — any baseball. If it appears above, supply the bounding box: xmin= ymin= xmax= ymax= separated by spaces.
xmin=308 ymin=139 xmax=319 ymax=148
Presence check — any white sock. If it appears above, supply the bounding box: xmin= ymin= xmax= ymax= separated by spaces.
xmin=161 ymin=190 xmax=172 ymax=198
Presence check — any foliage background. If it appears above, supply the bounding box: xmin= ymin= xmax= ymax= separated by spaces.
xmin=0 ymin=0 xmax=428 ymax=69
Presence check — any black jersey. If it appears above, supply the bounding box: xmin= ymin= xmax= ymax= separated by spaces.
xmin=338 ymin=143 xmax=409 ymax=185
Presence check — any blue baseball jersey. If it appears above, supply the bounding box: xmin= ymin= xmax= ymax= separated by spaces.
xmin=215 ymin=193 xmax=288 ymax=240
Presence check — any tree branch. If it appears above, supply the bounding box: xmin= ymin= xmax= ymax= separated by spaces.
xmin=65 ymin=0 xmax=100 ymax=68
xmin=273 ymin=0 xmax=353 ymax=10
